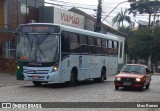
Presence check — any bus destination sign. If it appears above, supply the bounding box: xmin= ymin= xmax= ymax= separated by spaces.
xmin=19 ymin=25 xmax=60 ymax=33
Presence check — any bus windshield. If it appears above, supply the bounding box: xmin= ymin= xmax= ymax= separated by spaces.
xmin=16 ymin=33 xmax=59 ymax=63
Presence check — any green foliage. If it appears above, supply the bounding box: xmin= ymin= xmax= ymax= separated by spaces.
xmin=118 ymin=26 xmax=132 ymax=35
xmin=112 ymin=8 xmax=131 ymax=27
xmin=127 ymin=25 xmax=160 ymax=63
xmin=128 ymin=28 xmax=153 ymax=61
xmin=128 ymin=1 xmax=160 ymax=27
xmin=129 ymin=1 xmax=160 ymax=15
xmin=152 ymin=25 xmax=160 ymax=62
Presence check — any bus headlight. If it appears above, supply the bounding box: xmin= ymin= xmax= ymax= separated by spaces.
xmin=116 ymin=77 xmax=121 ymax=81
xmin=136 ymin=78 xmax=141 ymax=82
xmin=17 ymin=65 xmax=20 ymax=69
xmin=53 ymin=65 xmax=58 ymax=71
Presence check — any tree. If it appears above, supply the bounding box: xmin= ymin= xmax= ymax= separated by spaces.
xmin=152 ymin=25 xmax=160 ymax=63
xmin=118 ymin=26 xmax=132 ymax=64
xmin=118 ymin=26 xmax=132 ymax=35
xmin=128 ymin=0 xmax=160 ymax=69
xmin=112 ymin=8 xmax=131 ymax=27
xmin=127 ymin=28 xmax=154 ymax=66
xmin=128 ymin=1 xmax=160 ymax=28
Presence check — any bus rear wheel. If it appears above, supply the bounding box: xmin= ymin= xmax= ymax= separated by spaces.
xmin=32 ymin=81 xmax=42 ymax=86
xmin=94 ymin=68 xmax=105 ymax=82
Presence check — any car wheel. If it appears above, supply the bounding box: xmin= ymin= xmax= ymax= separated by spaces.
xmin=32 ymin=81 xmax=42 ymax=86
xmin=146 ymin=82 xmax=150 ymax=89
xmin=139 ymin=84 xmax=144 ymax=91
xmin=115 ymin=86 xmax=119 ymax=90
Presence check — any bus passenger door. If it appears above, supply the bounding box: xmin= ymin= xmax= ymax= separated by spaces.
xmin=89 ymin=56 xmax=100 ymax=78
xmin=78 ymin=55 xmax=90 ymax=81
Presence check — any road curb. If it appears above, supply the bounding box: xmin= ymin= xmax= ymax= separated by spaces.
xmin=0 ymin=83 xmax=32 ymax=87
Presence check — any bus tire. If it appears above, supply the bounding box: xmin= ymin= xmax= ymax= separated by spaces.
xmin=69 ymin=69 xmax=77 ymax=87
xmin=32 ymin=81 xmax=42 ymax=86
xmin=94 ymin=68 xmax=105 ymax=82
xmin=100 ymin=68 xmax=105 ymax=82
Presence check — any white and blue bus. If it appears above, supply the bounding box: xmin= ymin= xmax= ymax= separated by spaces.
xmin=15 ymin=23 xmax=124 ymax=86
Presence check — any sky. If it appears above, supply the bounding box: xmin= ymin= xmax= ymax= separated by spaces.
xmin=45 ymin=0 xmax=150 ymax=28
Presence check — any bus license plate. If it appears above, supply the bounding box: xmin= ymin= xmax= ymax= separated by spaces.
xmin=32 ymin=76 xmax=39 ymax=79
xmin=123 ymin=82 xmax=131 ymax=85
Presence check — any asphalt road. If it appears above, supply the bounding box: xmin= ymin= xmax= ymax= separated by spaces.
xmin=0 ymin=74 xmax=160 ymax=111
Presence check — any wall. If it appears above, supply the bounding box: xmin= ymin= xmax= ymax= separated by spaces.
xmin=0 ymin=0 xmax=4 ymax=29
xmin=0 ymin=0 xmax=44 ymax=73
xmin=39 ymin=7 xmax=85 ymax=29
xmin=8 ymin=0 xmax=39 ymax=29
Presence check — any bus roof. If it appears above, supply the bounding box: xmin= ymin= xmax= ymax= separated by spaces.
xmin=60 ymin=25 xmax=118 ymax=41
xmin=19 ymin=23 xmax=119 ymax=41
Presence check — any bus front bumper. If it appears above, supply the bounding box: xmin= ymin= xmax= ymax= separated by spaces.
xmin=23 ymin=72 xmax=61 ymax=83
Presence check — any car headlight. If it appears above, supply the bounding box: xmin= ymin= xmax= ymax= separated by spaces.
xmin=136 ymin=78 xmax=141 ymax=82
xmin=116 ymin=77 xmax=121 ymax=81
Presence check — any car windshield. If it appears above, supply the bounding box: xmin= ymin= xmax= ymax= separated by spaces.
xmin=16 ymin=33 xmax=59 ymax=63
xmin=121 ymin=65 xmax=146 ymax=74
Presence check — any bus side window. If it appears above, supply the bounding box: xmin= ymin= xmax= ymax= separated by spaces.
xmin=114 ymin=41 xmax=118 ymax=55
xmin=79 ymin=34 xmax=88 ymax=53
xmin=61 ymin=32 xmax=69 ymax=53
xmin=88 ymin=36 xmax=95 ymax=54
xmin=96 ymin=38 xmax=102 ymax=54
xmin=102 ymin=39 xmax=108 ymax=55
xmin=70 ymin=33 xmax=80 ymax=53
xmin=119 ymin=41 xmax=123 ymax=58
xmin=108 ymin=40 xmax=114 ymax=55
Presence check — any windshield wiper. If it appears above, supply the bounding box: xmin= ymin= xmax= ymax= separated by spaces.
xmin=35 ymin=33 xmax=49 ymax=61
xmin=26 ymin=33 xmax=34 ymax=55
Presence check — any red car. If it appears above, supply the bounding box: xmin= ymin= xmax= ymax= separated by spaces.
xmin=114 ymin=64 xmax=151 ymax=90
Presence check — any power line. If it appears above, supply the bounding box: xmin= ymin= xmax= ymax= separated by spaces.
xmin=38 ymin=0 xmax=118 ymax=29
xmin=45 ymin=0 xmax=97 ymax=10
xmin=49 ymin=0 xmax=97 ymax=7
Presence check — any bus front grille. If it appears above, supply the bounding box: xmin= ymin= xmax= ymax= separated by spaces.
xmin=24 ymin=69 xmax=49 ymax=74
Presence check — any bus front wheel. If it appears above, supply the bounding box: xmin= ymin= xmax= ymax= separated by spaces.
xmin=69 ymin=70 xmax=77 ymax=87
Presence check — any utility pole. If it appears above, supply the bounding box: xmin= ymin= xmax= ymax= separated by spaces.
xmin=26 ymin=0 xmax=28 ymax=23
xmin=94 ymin=0 xmax=102 ymax=32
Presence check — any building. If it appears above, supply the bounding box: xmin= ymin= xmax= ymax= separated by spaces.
xmin=0 ymin=0 xmax=44 ymax=72
xmin=69 ymin=7 xmax=126 ymax=37
xmin=0 ymin=3 xmax=126 ymax=73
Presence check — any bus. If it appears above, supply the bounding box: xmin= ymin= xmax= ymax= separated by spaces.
xmin=15 ymin=23 xmax=124 ymax=86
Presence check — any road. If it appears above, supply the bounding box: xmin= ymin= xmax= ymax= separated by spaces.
xmin=0 ymin=74 xmax=160 ymax=111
